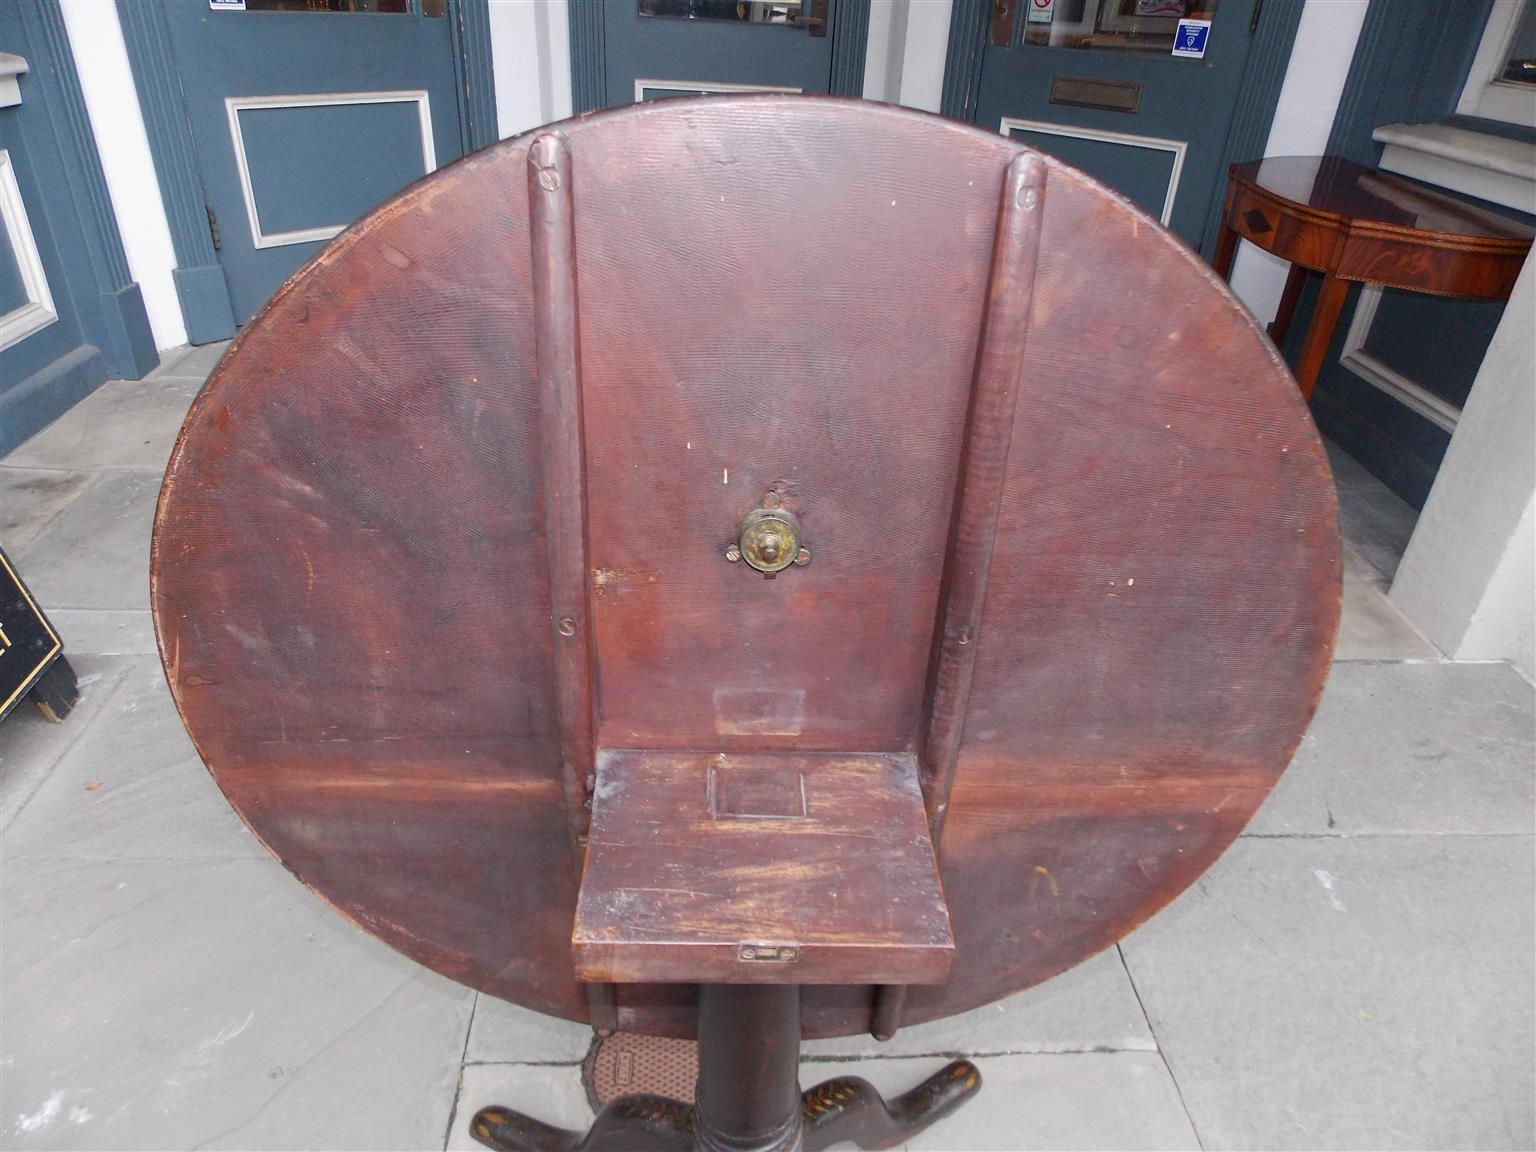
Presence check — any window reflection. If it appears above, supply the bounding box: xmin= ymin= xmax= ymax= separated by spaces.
xmin=1023 ymin=0 xmax=1218 ymax=54
xmin=638 ymin=0 xmax=804 ymax=26
xmin=1501 ymin=1 xmax=1536 ymax=84
xmin=239 ymin=0 xmax=446 ymax=13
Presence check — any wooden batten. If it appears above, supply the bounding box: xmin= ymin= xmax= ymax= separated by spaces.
xmin=920 ymin=151 xmax=1049 ymax=844
xmin=876 ymin=153 xmax=1049 ymax=1038
xmin=528 ymin=133 xmax=615 ymax=1033
xmin=528 ymin=132 xmax=597 ymax=850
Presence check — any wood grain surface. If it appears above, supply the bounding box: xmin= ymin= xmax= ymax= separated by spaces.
xmin=573 ymin=750 xmax=952 ymax=986
xmin=152 ymin=97 xmax=1340 ymax=1039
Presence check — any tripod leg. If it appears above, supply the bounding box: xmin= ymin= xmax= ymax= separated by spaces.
xmin=801 ymin=1059 xmax=982 ymax=1151
xmin=470 ymin=1094 xmax=692 ymax=1152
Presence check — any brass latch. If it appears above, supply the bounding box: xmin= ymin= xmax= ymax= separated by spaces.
xmin=725 ymin=492 xmax=811 ymax=576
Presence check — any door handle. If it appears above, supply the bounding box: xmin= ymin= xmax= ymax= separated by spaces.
xmin=789 ymin=0 xmax=827 ymax=37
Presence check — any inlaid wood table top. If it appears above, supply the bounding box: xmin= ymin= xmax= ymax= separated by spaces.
xmin=1231 ymin=155 xmax=1534 ymax=248
xmin=152 ymin=98 xmax=1341 ymax=1041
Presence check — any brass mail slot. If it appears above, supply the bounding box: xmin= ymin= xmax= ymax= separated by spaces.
xmin=1049 ymin=75 xmax=1143 ymax=114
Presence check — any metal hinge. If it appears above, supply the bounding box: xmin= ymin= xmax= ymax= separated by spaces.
xmin=205 ymin=203 xmax=221 ymax=251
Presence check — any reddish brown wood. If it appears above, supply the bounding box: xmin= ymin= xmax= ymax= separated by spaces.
xmin=1269 ymin=262 xmax=1308 ymax=344
xmin=1210 ymin=179 xmax=1239 ymax=280
xmin=989 ymin=0 xmax=1016 ymax=46
xmin=921 ymin=152 xmax=1047 ymax=845
xmin=572 ymin=750 xmax=953 ymax=986
xmin=152 ymin=97 xmax=1341 ymax=1040
xmin=1216 ymin=155 xmax=1534 ymax=396
xmin=528 ymin=132 xmax=597 ymax=850
xmin=1295 ymin=268 xmax=1349 ymax=401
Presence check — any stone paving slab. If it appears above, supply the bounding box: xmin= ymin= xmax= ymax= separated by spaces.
xmin=1334 ymin=477 xmax=1419 ymax=583
xmin=4 ymin=658 xmax=261 ymax=862
xmin=2 ymin=375 xmax=202 ymax=475
xmin=466 ymin=996 xmax=595 ymax=1066
xmin=45 ymin=609 xmax=159 ymax=656
xmin=1121 ymin=834 xmax=1535 ymax=1150
xmin=448 ymin=1051 xmax=1198 ymax=1152
xmin=804 ymin=946 xmax=1155 ymax=1058
xmin=1323 ymin=440 xmax=1380 ymax=494
xmin=446 ymin=1064 xmax=592 ymax=1152
xmin=3 ymin=856 xmax=474 ymax=1151
xmin=153 ymin=341 xmax=230 ymax=382
xmin=1334 ymin=581 xmax=1439 ymax=661
xmin=808 ymin=1052 xmax=1199 ymax=1151
xmin=14 ymin=471 xmax=159 ymax=611
xmin=1254 ymin=661 xmax=1536 ymax=836
xmin=1341 ymin=537 xmax=1384 ymax=583
xmin=0 ymin=468 xmax=99 ymax=552
xmin=0 ymin=654 xmax=135 ymax=830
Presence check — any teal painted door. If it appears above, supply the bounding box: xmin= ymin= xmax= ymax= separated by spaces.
xmin=973 ymin=0 xmax=1258 ymax=245
xmin=163 ymin=0 xmax=464 ymax=323
xmin=581 ymin=0 xmax=863 ymax=107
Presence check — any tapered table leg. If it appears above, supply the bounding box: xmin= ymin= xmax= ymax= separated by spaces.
xmin=1295 ymin=268 xmax=1350 ymax=400
xmin=1212 ymin=222 xmax=1240 ymax=281
xmin=1268 ymin=263 xmax=1308 ymax=345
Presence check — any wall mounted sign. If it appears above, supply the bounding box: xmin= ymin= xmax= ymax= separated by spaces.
xmin=1027 ymin=0 xmax=1056 ymax=25
xmin=1172 ymin=18 xmax=1211 ymax=57
xmin=0 ymin=547 xmax=62 ymax=721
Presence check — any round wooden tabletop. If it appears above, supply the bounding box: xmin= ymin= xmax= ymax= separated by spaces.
xmin=152 ymin=97 xmax=1340 ymax=1040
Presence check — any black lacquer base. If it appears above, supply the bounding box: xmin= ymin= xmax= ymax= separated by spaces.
xmin=468 ymin=986 xmax=981 ymax=1152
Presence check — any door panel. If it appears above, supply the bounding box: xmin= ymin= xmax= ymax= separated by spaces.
xmin=596 ymin=0 xmax=842 ymax=105
xmin=975 ymin=0 xmax=1257 ymax=245
xmin=1002 ymin=119 xmax=1184 ymax=224
xmin=228 ymin=94 xmax=436 ymax=247
xmin=0 ymin=145 xmax=82 ymax=391
xmin=163 ymin=2 xmax=463 ymax=323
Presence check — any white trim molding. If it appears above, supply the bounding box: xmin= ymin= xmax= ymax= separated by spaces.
xmin=1457 ymin=0 xmax=1536 ymax=128
xmin=633 ymin=78 xmax=801 ymax=102
xmin=1374 ymin=122 xmax=1536 ymax=215
xmin=1340 ymin=285 xmax=1461 ymax=433
xmin=0 ymin=53 xmax=28 ymax=110
xmin=0 ymin=150 xmax=59 ymax=351
xmin=999 ymin=117 xmax=1187 ymax=226
xmin=225 ymin=90 xmax=436 ymax=250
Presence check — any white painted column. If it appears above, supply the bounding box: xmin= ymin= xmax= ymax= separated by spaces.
xmin=59 ymin=0 xmax=186 ymax=350
xmin=1226 ymin=0 xmax=1369 ymax=322
xmin=863 ymin=0 xmax=909 ymax=102
xmin=895 ymin=0 xmax=952 ymax=112
xmin=488 ymin=0 xmax=572 ymax=138
xmin=1390 ymin=253 xmax=1536 ymax=680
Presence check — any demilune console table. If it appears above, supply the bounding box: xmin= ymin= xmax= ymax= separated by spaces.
xmin=1212 ymin=155 xmax=1533 ymax=398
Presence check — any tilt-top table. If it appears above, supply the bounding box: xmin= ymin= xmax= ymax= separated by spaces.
xmin=152 ymin=97 xmax=1340 ymax=1151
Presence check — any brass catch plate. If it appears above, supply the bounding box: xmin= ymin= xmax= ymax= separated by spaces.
xmin=727 ymin=495 xmax=811 ymax=574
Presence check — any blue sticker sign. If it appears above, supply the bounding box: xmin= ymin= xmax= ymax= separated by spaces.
xmin=1171 ymin=18 xmax=1211 ymax=58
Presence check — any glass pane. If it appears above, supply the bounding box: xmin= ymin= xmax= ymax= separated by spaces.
xmin=1024 ymin=0 xmax=1217 ymax=54
xmin=1501 ymin=1 xmax=1536 ymax=84
xmin=242 ymin=0 xmax=412 ymax=12
xmin=638 ymin=0 xmax=803 ymax=26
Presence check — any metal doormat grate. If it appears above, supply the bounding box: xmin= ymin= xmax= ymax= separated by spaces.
xmin=582 ymin=1032 xmax=699 ymax=1111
